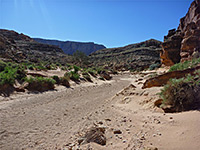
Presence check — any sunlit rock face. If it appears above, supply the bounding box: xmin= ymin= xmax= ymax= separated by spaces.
xmin=161 ymin=0 xmax=200 ymax=66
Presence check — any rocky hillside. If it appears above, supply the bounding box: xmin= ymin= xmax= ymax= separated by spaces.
xmin=161 ymin=0 xmax=200 ymax=66
xmin=33 ymin=38 xmax=106 ymax=55
xmin=0 ymin=29 xmax=72 ymax=64
xmin=90 ymin=39 xmax=162 ymax=71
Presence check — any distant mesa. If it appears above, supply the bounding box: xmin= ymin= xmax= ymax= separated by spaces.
xmin=33 ymin=38 xmax=106 ymax=55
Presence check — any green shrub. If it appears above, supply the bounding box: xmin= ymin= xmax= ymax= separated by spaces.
xmin=169 ymin=58 xmax=200 ymax=72
xmin=0 ymin=66 xmax=17 ymax=86
xmin=159 ymin=73 xmax=200 ymax=112
xmin=16 ymin=66 xmax=26 ymax=81
xmin=87 ymin=68 xmax=97 ymax=77
xmin=73 ymin=65 xmax=80 ymax=73
xmin=0 ymin=60 xmax=7 ymax=72
xmin=26 ymin=76 xmax=56 ymax=84
xmin=27 ymin=64 xmax=35 ymax=70
xmin=26 ymin=76 xmax=56 ymax=91
xmin=96 ymin=67 xmax=104 ymax=74
xmin=149 ymin=62 xmax=161 ymax=70
xmin=52 ymin=75 xmax=60 ymax=84
xmin=0 ymin=62 xmax=27 ymax=86
xmin=99 ymin=77 xmax=105 ymax=80
xmin=65 ymin=71 xmax=80 ymax=81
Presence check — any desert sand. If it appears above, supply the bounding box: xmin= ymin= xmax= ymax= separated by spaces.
xmin=0 ymin=71 xmax=200 ymax=150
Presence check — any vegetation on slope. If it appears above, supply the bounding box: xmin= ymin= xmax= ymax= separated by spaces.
xmin=159 ymin=58 xmax=200 ymax=112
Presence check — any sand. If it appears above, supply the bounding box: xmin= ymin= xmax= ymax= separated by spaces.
xmin=0 ymin=71 xmax=200 ymax=150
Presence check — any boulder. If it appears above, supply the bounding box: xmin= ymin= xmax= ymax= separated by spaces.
xmin=80 ymin=126 xmax=106 ymax=146
xmin=25 ymin=82 xmax=55 ymax=92
xmin=0 ymin=84 xmax=14 ymax=97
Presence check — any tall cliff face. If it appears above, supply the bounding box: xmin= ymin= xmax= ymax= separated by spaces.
xmin=0 ymin=29 xmax=72 ymax=64
xmin=161 ymin=0 xmax=200 ymax=66
xmin=33 ymin=38 xmax=106 ymax=55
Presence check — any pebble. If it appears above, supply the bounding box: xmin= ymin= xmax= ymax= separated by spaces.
xmin=105 ymin=118 xmax=111 ymax=121
xmin=114 ymin=129 xmax=122 ymax=134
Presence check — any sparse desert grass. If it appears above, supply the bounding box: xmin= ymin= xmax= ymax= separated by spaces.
xmin=168 ymin=58 xmax=200 ymax=72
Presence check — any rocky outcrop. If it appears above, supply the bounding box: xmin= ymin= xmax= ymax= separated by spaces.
xmin=142 ymin=65 xmax=200 ymax=89
xmin=161 ymin=0 xmax=200 ymax=66
xmin=160 ymin=29 xmax=183 ymax=66
xmin=0 ymin=29 xmax=72 ymax=64
xmin=33 ymin=38 xmax=106 ymax=55
xmin=90 ymin=39 xmax=162 ymax=71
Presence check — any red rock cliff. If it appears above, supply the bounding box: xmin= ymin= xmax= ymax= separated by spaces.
xmin=161 ymin=0 xmax=200 ymax=66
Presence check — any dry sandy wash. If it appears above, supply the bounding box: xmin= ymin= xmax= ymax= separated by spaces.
xmin=0 ymin=71 xmax=200 ymax=150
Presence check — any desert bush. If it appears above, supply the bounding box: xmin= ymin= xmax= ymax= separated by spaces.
xmin=87 ymin=68 xmax=97 ymax=77
xmin=73 ymin=65 xmax=80 ymax=73
xmin=169 ymin=58 xmax=200 ymax=72
xmin=99 ymin=77 xmax=105 ymax=80
xmin=149 ymin=62 xmax=161 ymax=70
xmin=52 ymin=75 xmax=60 ymax=84
xmin=65 ymin=71 xmax=80 ymax=81
xmin=96 ymin=67 xmax=104 ymax=74
xmin=26 ymin=76 xmax=56 ymax=91
xmin=27 ymin=64 xmax=35 ymax=70
xmin=60 ymin=76 xmax=70 ymax=87
xmin=0 ymin=66 xmax=17 ymax=86
xmin=0 ymin=60 xmax=7 ymax=71
xmin=15 ymin=66 xmax=26 ymax=81
xmin=73 ymin=50 xmax=89 ymax=66
xmin=82 ymin=71 xmax=92 ymax=82
xmin=0 ymin=63 xmax=26 ymax=86
xmin=159 ymin=74 xmax=200 ymax=112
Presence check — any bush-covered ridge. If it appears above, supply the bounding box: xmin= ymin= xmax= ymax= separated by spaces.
xmin=0 ymin=60 xmax=113 ymax=95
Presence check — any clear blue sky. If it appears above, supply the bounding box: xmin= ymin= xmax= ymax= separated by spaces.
xmin=0 ymin=0 xmax=193 ymax=48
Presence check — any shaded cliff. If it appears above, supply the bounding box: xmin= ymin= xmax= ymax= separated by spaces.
xmin=33 ymin=38 xmax=106 ymax=55
xmin=161 ymin=0 xmax=200 ymax=66
xmin=90 ymin=39 xmax=162 ymax=71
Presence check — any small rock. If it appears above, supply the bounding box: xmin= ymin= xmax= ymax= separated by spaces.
xmin=158 ymin=133 xmax=162 ymax=136
xmin=105 ymin=118 xmax=111 ymax=122
xmin=169 ymin=117 xmax=173 ymax=119
xmin=123 ymin=140 xmax=126 ymax=143
xmin=114 ymin=129 xmax=122 ymax=134
xmin=97 ymin=121 xmax=103 ymax=125
xmin=78 ymin=138 xmax=84 ymax=145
